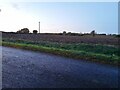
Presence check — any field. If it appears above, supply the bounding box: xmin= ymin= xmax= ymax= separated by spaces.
xmin=2 ymin=33 xmax=119 ymax=45
xmin=1 ymin=33 xmax=120 ymax=66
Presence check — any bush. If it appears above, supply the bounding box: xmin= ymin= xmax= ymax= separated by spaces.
xmin=33 ymin=30 xmax=38 ymax=34
xmin=63 ymin=31 xmax=66 ymax=35
xmin=91 ymin=30 xmax=95 ymax=37
xmin=116 ymin=34 xmax=120 ymax=37
xmin=17 ymin=28 xmax=29 ymax=34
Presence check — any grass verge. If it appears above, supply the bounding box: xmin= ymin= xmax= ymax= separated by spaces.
xmin=1 ymin=41 xmax=120 ymax=66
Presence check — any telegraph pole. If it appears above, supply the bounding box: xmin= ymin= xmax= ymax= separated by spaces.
xmin=39 ymin=21 xmax=40 ymax=33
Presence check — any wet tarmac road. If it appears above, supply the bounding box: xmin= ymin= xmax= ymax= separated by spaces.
xmin=2 ymin=46 xmax=119 ymax=88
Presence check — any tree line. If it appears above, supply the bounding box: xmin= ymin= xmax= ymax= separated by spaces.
xmin=16 ymin=28 xmax=96 ymax=36
xmin=17 ymin=28 xmax=38 ymax=34
xmin=2 ymin=28 xmax=119 ymax=37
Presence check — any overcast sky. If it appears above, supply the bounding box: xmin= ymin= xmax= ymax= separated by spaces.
xmin=0 ymin=1 xmax=118 ymax=34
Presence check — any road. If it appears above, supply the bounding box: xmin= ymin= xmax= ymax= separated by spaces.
xmin=2 ymin=46 xmax=119 ymax=88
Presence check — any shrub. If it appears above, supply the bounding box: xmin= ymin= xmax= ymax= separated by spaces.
xmin=63 ymin=31 xmax=66 ymax=35
xmin=91 ymin=30 xmax=95 ymax=37
xmin=116 ymin=34 xmax=120 ymax=38
xmin=17 ymin=28 xmax=29 ymax=34
xmin=33 ymin=30 xmax=38 ymax=34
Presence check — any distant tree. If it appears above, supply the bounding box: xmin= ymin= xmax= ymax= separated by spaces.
xmin=63 ymin=31 xmax=66 ymax=35
xmin=16 ymin=30 xmax=21 ymax=33
xmin=17 ymin=28 xmax=29 ymax=34
xmin=67 ymin=32 xmax=71 ymax=35
xmin=79 ymin=32 xmax=83 ymax=36
xmin=21 ymin=28 xmax=29 ymax=33
xmin=67 ymin=32 xmax=83 ymax=36
xmin=70 ymin=33 xmax=77 ymax=36
xmin=33 ymin=30 xmax=38 ymax=34
xmin=100 ymin=34 xmax=106 ymax=35
xmin=116 ymin=34 xmax=120 ymax=38
xmin=91 ymin=30 xmax=95 ymax=37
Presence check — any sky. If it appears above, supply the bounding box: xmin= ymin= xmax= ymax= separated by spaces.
xmin=0 ymin=1 xmax=118 ymax=34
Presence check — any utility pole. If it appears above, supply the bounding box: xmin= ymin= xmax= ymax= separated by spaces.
xmin=39 ymin=21 xmax=40 ymax=33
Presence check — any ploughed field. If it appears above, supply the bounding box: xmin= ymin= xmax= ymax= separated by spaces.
xmin=2 ymin=33 xmax=120 ymax=65
xmin=2 ymin=33 xmax=119 ymax=45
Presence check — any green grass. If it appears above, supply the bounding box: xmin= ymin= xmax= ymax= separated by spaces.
xmin=1 ymin=38 xmax=120 ymax=66
xmin=2 ymin=38 xmax=119 ymax=55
